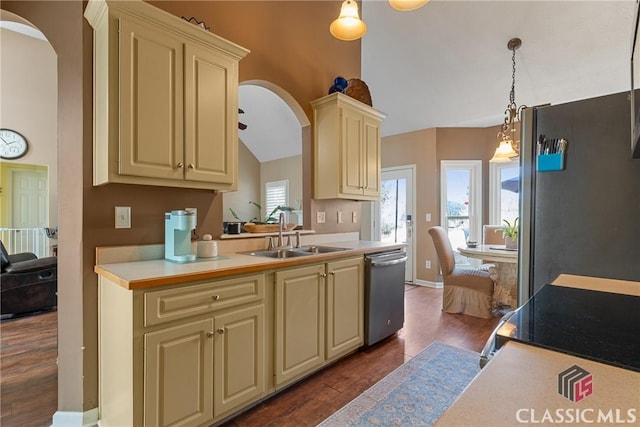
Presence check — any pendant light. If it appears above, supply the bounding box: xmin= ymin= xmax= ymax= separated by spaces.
xmin=491 ymin=38 xmax=526 ymax=162
xmin=330 ymin=0 xmax=367 ymax=41
xmin=388 ymin=0 xmax=429 ymax=12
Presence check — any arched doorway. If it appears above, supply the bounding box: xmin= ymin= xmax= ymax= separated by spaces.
xmin=0 ymin=10 xmax=59 ymax=426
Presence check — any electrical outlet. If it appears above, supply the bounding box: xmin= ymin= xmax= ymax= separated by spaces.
xmin=115 ymin=206 xmax=131 ymax=229
xmin=352 ymin=211 xmax=358 ymax=223
xmin=337 ymin=211 xmax=343 ymax=223
xmin=425 ymin=260 xmax=431 ymax=269
xmin=317 ymin=211 xmax=326 ymax=224
xmin=425 ymin=213 xmax=432 ymax=222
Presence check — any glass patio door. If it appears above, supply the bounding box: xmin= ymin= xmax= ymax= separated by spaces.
xmin=373 ymin=166 xmax=415 ymax=283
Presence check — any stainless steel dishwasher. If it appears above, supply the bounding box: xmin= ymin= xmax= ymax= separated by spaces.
xmin=364 ymin=249 xmax=407 ymax=345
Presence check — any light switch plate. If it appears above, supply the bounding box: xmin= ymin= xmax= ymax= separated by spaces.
xmin=337 ymin=211 xmax=343 ymax=223
xmin=115 ymin=206 xmax=131 ymax=229
xmin=317 ymin=211 xmax=326 ymax=224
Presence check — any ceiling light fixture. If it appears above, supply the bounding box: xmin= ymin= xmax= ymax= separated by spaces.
xmin=491 ymin=37 xmax=526 ymax=163
xmin=388 ymin=0 xmax=429 ymax=12
xmin=330 ymin=0 xmax=367 ymax=41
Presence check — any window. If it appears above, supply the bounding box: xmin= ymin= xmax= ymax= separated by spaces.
xmin=489 ymin=160 xmax=519 ymax=225
xmin=265 ymin=180 xmax=288 ymax=222
xmin=440 ymin=160 xmax=482 ymax=268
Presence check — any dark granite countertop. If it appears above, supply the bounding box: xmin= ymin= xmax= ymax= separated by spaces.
xmin=496 ymin=284 xmax=640 ymax=372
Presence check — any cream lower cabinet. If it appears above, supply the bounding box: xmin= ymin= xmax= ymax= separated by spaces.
xmin=326 ymin=257 xmax=364 ymax=360
xmin=85 ymin=0 xmax=249 ymax=190
xmin=274 ymin=257 xmax=364 ymax=387
xmin=98 ymin=273 xmax=265 ymax=427
xmin=311 ymin=93 xmax=386 ymax=201
xmin=274 ymin=264 xmax=326 ymax=386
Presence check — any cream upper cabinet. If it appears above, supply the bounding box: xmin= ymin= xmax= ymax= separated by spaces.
xmin=311 ymin=93 xmax=386 ymax=201
xmin=85 ymin=0 xmax=249 ymax=190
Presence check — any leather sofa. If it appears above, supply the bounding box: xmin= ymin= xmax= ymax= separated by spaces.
xmin=1 ymin=240 xmax=57 ymax=317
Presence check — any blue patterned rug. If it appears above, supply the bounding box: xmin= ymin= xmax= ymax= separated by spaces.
xmin=317 ymin=341 xmax=480 ymax=426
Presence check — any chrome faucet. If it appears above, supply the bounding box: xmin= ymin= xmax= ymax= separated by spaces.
xmin=277 ymin=212 xmax=285 ymax=247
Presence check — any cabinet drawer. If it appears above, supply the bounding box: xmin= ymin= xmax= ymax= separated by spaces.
xmin=144 ymin=274 xmax=264 ymax=326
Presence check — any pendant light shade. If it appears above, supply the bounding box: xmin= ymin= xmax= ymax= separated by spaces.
xmin=330 ymin=0 xmax=367 ymax=41
xmin=388 ymin=0 xmax=429 ymax=12
xmin=491 ymin=38 xmax=525 ymax=163
xmin=491 ymin=139 xmax=519 ymax=162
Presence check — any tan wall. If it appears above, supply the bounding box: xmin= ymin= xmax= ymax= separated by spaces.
xmin=2 ymin=0 xmax=361 ymax=413
xmin=223 ymin=141 xmax=261 ymax=223
xmin=261 ymin=154 xmax=303 ymax=211
xmin=381 ymin=125 xmax=503 ymax=283
xmin=381 ymin=128 xmax=438 ymax=282
xmin=0 ymin=27 xmax=58 ymax=227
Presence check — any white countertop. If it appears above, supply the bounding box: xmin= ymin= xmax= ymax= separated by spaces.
xmin=95 ymin=240 xmax=404 ymax=290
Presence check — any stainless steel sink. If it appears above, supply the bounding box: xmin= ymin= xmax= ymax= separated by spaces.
xmin=293 ymin=245 xmax=348 ymax=254
xmin=238 ymin=245 xmax=348 ymax=258
xmin=239 ymin=249 xmax=314 ymax=259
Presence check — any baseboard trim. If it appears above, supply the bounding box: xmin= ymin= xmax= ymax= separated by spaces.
xmin=413 ymin=279 xmax=443 ymax=288
xmin=51 ymin=408 xmax=98 ymax=427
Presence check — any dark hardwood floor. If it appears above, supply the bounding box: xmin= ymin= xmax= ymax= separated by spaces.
xmin=1 ymin=310 xmax=58 ymax=427
xmin=0 ymin=286 xmax=500 ymax=427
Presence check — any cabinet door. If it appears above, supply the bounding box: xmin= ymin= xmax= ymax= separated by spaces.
xmin=144 ymin=318 xmax=214 ymax=427
xmin=184 ymin=44 xmax=238 ymax=185
xmin=340 ymin=106 xmax=365 ymax=197
xmin=326 ymin=258 xmax=364 ymax=359
xmin=274 ymin=264 xmax=326 ymax=385
xmin=362 ymin=116 xmax=381 ymax=198
xmin=213 ymin=305 xmax=265 ymax=417
xmin=119 ymin=17 xmax=184 ymax=180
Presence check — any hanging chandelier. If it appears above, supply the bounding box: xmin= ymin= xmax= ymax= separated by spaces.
xmin=330 ymin=0 xmax=429 ymax=41
xmin=491 ymin=38 xmax=526 ymax=162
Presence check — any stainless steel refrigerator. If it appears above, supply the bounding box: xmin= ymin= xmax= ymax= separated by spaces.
xmin=517 ymin=91 xmax=640 ymax=304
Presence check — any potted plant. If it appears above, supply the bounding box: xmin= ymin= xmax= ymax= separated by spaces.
xmin=497 ymin=218 xmax=519 ymax=250
xmin=229 ymin=203 xmax=294 ymax=233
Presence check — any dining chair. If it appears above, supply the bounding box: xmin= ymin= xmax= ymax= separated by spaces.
xmin=480 ymin=225 xmax=505 ymax=271
xmin=428 ymin=226 xmax=494 ymax=318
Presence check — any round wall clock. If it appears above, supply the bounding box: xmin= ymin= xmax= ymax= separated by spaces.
xmin=0 ymin=129 xmax=29 ymax=159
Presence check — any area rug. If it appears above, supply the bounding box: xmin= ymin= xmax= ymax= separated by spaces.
xmin=317 ymin=341 xmax=480 ymax=426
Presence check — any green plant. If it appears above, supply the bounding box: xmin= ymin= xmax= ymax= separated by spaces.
xmin=248 ymin=202 xmax=293 ymax=223
xmin=496 ymin=217 xmax=519 ymax=239
xmin=229 ymin=208 xmax=241 ymax=221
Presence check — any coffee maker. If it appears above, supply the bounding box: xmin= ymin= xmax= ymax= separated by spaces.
xmin=165 ymin=210 xmax=197 ymax=262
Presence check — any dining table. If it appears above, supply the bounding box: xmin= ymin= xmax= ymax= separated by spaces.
xmin=457 ymin=244 xmax=518 ymax=308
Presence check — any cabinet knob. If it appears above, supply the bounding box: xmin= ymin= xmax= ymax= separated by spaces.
xmin=328 ymin=271 xmax=335 ymax=276
xmin=320 ymin=273 xmax=327 ymax=278
xmin=188 ymin=163 xmax=195 ymax=169
xmin=217 ymin=328 xmax=225 ymax=335
xmin=177 ymin=162 xmax=184 ymax=168
xmin=206 ymin=331 xmax=214 ymax=338
xmin=211 ymin=295 xmax=220 ymax=301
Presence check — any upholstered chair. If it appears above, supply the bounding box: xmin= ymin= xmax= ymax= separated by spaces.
xmin=428 ymin=226 xmax=494 ymax=318
xmin=479 ymin=225 xmax=505 ymax=271
xmin=1 ymin=240 xmax=57 ymax=317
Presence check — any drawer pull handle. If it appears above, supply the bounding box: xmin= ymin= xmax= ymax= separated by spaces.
xmin=217 ymin=328 xmax=225 ymax=335
xmin=211 ymin=295 xmax=220 ymax=301
xmin=188 ymin=163 xmax=195 ymax=169
xmin=177 ymin=162 xmax=184 ymax=168
xmin=206 ymin=331 xmax=214 ymax=338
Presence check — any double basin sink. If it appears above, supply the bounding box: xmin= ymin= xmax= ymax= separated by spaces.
xmin=239 ymin=245 xmax=348 ymax=259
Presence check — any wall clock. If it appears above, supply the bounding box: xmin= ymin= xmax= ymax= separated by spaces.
xmin=0 ymin=129 xmax=29 ymax=160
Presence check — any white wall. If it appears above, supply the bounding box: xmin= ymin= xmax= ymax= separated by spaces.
xmin=0 ymin=27 xmax=58 ymax=226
